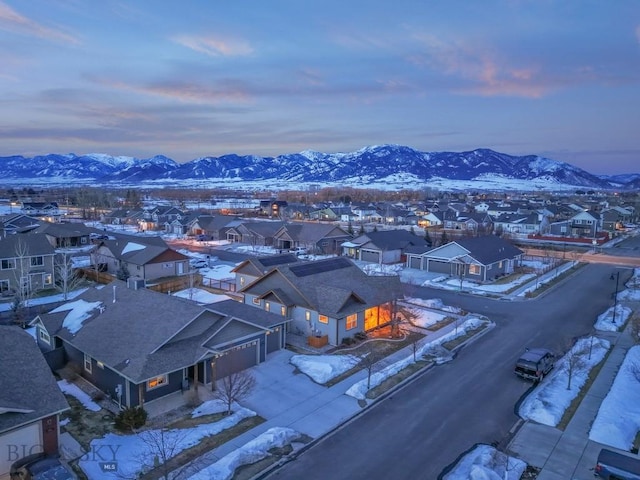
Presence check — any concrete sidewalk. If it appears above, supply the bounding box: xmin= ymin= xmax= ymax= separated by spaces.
xmin=507 ymin=328 xmax=635 ymax=480
xmin=185 ymin=314 xmax=482 ymax=473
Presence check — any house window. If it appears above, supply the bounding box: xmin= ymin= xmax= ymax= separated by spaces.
xmin=265 ymin=302 xmax=270 ymax=312
xmin=319 ymin=315 xmax=328 ymax=324
xmin=346 ymin=314 xmax=357 ymax=330
xmin=147 ymin=375 xmax=168 ymax=390
xmin=44 ymin=274 xmax=52 ymax=286
xmin=240 ymin=277 xmax=245 ymax=286
xmin=252 ymin=297 xmax=260 ymax=305
xmin=0 ymin=279 xmax=9 ymax=293
xmin=39 ymin=328 xmax=50 ymax=345
xmin=1 ymin=259 xmax=15 ymax=270
xmin=31 ymin=256 xmax=44 ymax=267
xmin=84 ymin=353 xmax=92 ymax=373
xmin=305 ymin=311 xmax=311 ymax=321
xmin=469 ymin=264 xmax=480 ymax=275
xmin=81 ymin=237 xmax=87 ymax=244
xmin=281 ymin=306 xmax=286 ymax=316
xmin=498 ymin=261 xmax=503 ymax=268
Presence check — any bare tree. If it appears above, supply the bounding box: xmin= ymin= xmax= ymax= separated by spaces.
xmin=563 ymin=341 xmax=587 ymax=390
xmin=11 ymin=240 xmax=34 ymax=327
xmin=55 ymin=252 xmax=83 ymax=300
xmin=212 ymin=370 xmax=257 ymax=416
xmin=359 ymin=342 xmax=384 ymax=389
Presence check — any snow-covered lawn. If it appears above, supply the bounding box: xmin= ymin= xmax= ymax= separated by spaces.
xmin=590 ymin=345 xmax=640 ymax=450
xmin=595 ymin=304 xmax=633 ymax=332
xmin=618 ymin=288 xmax=640 ymax=302
xmin=346 ymin=317 xmax=489 ymax=400
xmin=443 ymin=444 xmax=526 ymax=480
xmin=188 ymin=427 xmax=302 ymax=480
xmin=399 ymin=304 xmax=447 ymax=328
xmin=518 ymin=336 xmax=611 ymax=426
xmin=79 ymin=400 xmax=256 ymax=479
xmin=200 ymin=264 xmax=236 ymax=281
xmin=57 ymin=380 xmax=102 ymax=412
xmin=402 ymin=297 xmax=463 ymax=314
xmin=290 ymin=354 xmax=358 ymax=384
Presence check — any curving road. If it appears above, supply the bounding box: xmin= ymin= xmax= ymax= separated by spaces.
xmin=267 ymin=264 xmax=632 ymax=480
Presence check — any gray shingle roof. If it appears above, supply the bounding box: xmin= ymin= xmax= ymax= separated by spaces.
xmin=0 ymin=233 xmax=55 ymax=257
xmin=0 ymin=326 xmax=69 ymax=434
xmin=455 ymin=235 xmax=524 ymax=265
xmin=351 ymin=230 xmax=429 ymax=251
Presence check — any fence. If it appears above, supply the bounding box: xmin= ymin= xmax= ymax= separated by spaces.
xmin=78 ymin=268 xmax=114 ymax=284
xmin=201 ymin=277 xmax=236 ymax=292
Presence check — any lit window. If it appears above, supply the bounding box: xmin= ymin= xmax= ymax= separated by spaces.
xmin=469 ymin=264 xmax=480 ymax=275
xmin=44 ymin=274 xmax=52 ymax=285
xmin=346 ymin=314 xmax=357 ymax=330
xmin=319 ymin=315 xmax=328 ymax=324
xmin=265 ymin=302 xmax=270 ymax=312
xmin=147 ymin=375 xmax=168 ymax=390
xmin=39 ymin=329 xmax=50 ymax=344
xmin=281 ymin=306 xmax=286 ymax=316
xmin=84 ymin=353 xmax=92 ymax=373
xmin=498 ymin=261 xmax=503 ymax=268
xmin=305 ymin=311 xmax=311 ymax=321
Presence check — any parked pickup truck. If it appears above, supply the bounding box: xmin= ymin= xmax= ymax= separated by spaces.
xmin=595 ymin=448 xmax=640 ymax=479
xmin=514 ymin=347 xmax=555 ymax=382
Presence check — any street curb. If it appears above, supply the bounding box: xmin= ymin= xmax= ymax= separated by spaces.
xmin=250 ymin=321 xmax=496 ymax=480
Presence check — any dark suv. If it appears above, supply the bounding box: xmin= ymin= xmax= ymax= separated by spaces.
xmin=595 ymin=448 xmax=640 ymax=479
xmin=514 ymin=347 xmax=555 ymax=382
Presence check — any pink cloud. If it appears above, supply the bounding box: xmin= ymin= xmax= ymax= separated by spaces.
xmin=172 ymin=34 xmax=253 ymax=57
xmin=0 ymin=1 xmax=79 ymax=44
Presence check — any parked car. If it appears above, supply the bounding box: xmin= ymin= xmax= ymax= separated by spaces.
xmin=10 ymin=453 xmax=76 ymax=479
xmin=290 ymin=247 xmax=308 ymax=255
xmin=514 ymin=347 xmax=555 ymax=382
xmin=189 ymin=258 xmax=208 ymax=269
xmin=595 ymin=448 xmax=640 ymax=479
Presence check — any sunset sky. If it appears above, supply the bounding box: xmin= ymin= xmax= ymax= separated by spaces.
xmin=0 ymin=1 xmax=638 ymax=174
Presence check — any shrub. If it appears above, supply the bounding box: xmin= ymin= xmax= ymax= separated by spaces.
xmin=114 ymin=406 xmax=148 ymax=432
xmin=354 ymin=332 xmax=368 ymax=341
xmin=341 ymin=337 xmax=355 ymax=346
xmin=91 ymin=391 xmax=106 ymax=402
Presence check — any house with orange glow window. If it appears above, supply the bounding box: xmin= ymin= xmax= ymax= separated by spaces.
xmin=239 ymin=257 xmax=403 ymax=347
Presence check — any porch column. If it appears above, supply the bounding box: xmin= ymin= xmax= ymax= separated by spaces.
xmin=210 ymin=359 xmax=217 ymax=391
xmin=138 ymin=384 xmax=144 ymax=409
xmin=193 ymin=362 xmax=199 ymax=391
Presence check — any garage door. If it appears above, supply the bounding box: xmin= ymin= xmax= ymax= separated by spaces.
xmin=426 ymin=259 xmax=453 ymax=274
xmin=0 ymin=423 xmax=42 ymax=479
xmin=409 ymin=257 xmax=422 ymax=269
xmin=360 ymin=249 xmax=380 ymax=263
xmin=266 ymin=327 xmax=281 ymax=353
xmin=216 ymin=340 xmax=259 ymax=378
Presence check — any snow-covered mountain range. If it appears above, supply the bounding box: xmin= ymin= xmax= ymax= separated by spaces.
xmin=0 ymin=146 xmax=635 ymax=191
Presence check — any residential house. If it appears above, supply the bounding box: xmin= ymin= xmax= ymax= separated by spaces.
xmin=0 ymin=326 xmax=69 ymax=480
xmin=188 ymin=214 xmax=238 ymax=240
xmin=240 ymin=257 xmax=404 ymax=346
xmin=138 ymin=206 xmax=184 ymax=232
xmin=20 ymin=202 xmax=60 ymax=222
xmin=0 ymin=233 xmax=56 ymax=296
xmin=31 ymin=281 xmax=289 ymax=410
xmin=257 ymin=200 xmax=288 ymax=218
xmin=100 ymin=208 xmax=144 ymax=226
xmin=272 ymin=223 xmax=352 ymax=254
xmin=547 ymin=210 xmax=600 ymax=238
xmin=232 ymin=253 xmax=299 ymax=292
xmin=342 ymin=229 xmax=429 ymax=264
xmin=32 ymin=221 xmax=96 ymax=248
xmin=493 ymin=213 xmax=542 ymax=235
xmin=225 ymin=221 xmax=285 ymax=246
xmin=0 ymin=214 xmax=41 ymax=237
xmin=377 ymin=204 xmax=416 ymax=225
xmin=600 ymin=206 xmax=634 ymax=232
xmin=418 ymin=212 xmax=443 ymax=228
xmin=405 ymin=235 xmax=524 ymax=282
xmin=91 ymin=234 xmax=190 ymax=282
xmin=351 ymin=203 xmax=382 ymax=223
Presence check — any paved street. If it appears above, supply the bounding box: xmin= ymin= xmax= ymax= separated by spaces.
xmin=267 ymin=264 xmax=632 ymax=479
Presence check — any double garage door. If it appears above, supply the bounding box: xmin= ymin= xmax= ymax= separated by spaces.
xmin=360 ymin=249 xmax=381 ymax=263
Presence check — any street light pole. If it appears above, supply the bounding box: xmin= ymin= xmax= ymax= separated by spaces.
xmin=611 ymin=271 xmax=620 ymax=323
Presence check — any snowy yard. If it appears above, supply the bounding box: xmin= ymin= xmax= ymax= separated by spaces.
xmin=518 ymin=337 xmax=611 ymax=426
xmin=443 ymin=444 xmax=526 ymax=480
xmin=290 ymin=354 xmax=359 ymax=384
xmin=594 ymin=304 xmax=633 ymax=332
xmin=58 ymin=379 xmax=102 ymax=412
xmin=79 ymin=400 xmax=257 ymax=479
xmin=590 ymin=345 xmax=640 ymax=451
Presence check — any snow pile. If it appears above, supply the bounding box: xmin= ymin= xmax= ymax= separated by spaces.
xmin=290 ymin=354 xmax=358 ymax=384
xmin=519 ymin=336 xmax=610 ymax=426
xmin=361 ymin=263 xmax=402 ymax=276
xmin=191 ymin=399 xmax=239 ymax=418
xmin=402 ymin=297 xmax=463 ymax=314
xmin=625 ymin=268 xmax=640 ymax=289
xmin=346 ymin=317 xmax=487 ymax=400
xmin=79 ymin=406 xmax=257 ymax=479
xmin=57 ymin=380 xmax=102 ymax=412
xmin=443 ymin=444 xmax=526 ymax=480
xmin=590 ymin=345 xmax=640 ymax=450
xmin=618 ymin=288 xmax=640 ymax=302
xmin=595 ymin=304 xmax=633 ymax=331
xmin=188 ymin=427 xmax=302 ymax=480
xmin=173 ymin=288 xmax=229 ymax=304
xmin=51 ymin=299 xmax=102 ymax=334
